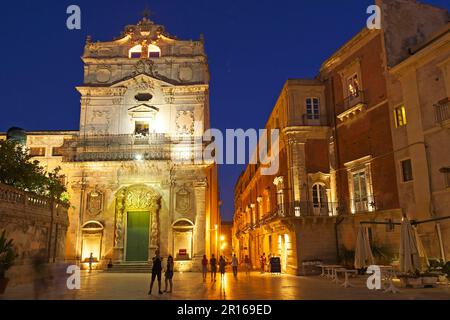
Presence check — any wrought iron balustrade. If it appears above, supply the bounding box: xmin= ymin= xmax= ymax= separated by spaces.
xmin=435 ymin=99 xmax=450 ymax=124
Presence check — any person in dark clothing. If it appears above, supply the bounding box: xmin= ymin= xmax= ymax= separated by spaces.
xmin=148 ymin=250 xmax=163 ymax=295
xmin=210 ymin=254 xmax=217 ymax=281
xmin=164 ymin=255 xmax=174 ymax=293
xmin=219 ymin=256 xmax=226 ymax=280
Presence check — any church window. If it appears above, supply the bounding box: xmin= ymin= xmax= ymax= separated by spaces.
xmin=129 ymin=44 xmax=161 ymax=59
xmin=135 ymin=121 xmax=149 ymax=136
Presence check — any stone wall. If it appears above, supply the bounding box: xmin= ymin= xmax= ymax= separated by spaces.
xmin=0 ymin=183 xmax=69 ymax=286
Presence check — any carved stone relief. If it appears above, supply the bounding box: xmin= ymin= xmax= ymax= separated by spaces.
xmin=175 ymin=186 xmax=191 ymax=214
xmin=86 ymin=190 xmax=103 ymax=217
xmin=176 ymin=110 xmax=194 ymax=135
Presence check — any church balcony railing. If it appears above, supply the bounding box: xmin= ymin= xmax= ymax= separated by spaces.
xmin=61 ymin=134 xmax=207 ymax=162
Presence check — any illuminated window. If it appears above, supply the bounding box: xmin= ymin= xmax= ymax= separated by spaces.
xmin=306 ymin=98 xmax=320 ymax=120
xmin=352 ymin=170 xmax=368 ymax=212
xmin=134 ymin=121 xmax=149 ymax=136
xmin=312 ymin=184 xmax=327 ymax=209
xmin=29 ymin=147 xmax=46 ymax=157
xmin=394 ymin=105 xmax=407 ymax=128
xmin=401 ymin=159 xmax=413 ymax=182
xmin=347 ymin=73 xmax=360 ymax=97
xmin=129 ymin=44 xmax=161 ymax=59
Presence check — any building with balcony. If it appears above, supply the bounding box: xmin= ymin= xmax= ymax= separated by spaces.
xmin=233 ymin=79 xmax=338 ymax=275
xmin=1 ymin=16 xmax=221 ymax=272
xmin=388 ymin=22 xmax=450 ymax=260
xmin=233 ymin=0 xmax=450 ymax=274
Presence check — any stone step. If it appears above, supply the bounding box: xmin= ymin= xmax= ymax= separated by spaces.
xmin=104 ymin=262 xmax=153 ymax=273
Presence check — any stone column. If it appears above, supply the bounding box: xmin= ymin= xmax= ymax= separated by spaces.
xmin=193 ymin=178 xmax=207 ymax=270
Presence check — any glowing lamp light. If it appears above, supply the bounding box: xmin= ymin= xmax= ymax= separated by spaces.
xmin=220 ymin=235 xmax=225 ymax=241
xmin=135 ymin=154 xmax=143 ymax=161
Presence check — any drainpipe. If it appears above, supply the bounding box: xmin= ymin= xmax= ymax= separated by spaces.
xmin=334 ymin=216 xmax=345 ymax=263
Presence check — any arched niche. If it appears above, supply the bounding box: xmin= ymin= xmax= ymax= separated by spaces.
xmin=172 ymin=219 xmax=194 ymax=261
xmin=81 ymin=220 xmax=104 ymax=262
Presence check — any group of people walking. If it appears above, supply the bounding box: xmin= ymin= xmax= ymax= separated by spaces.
xmin=201 ymin=254 xmax=240 ymax=281
xmin=148 ymin=250 xmax=273 ymax=295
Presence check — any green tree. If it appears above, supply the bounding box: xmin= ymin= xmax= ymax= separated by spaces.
xmin=0 ymin=140 xmax=67 ymax=203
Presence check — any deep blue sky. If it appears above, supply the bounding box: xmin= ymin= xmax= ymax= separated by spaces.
xmin=0 ymin=0 xmax=448 ymax=221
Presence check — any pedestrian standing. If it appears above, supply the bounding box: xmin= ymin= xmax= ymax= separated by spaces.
xmin=219 ymin=256 xmax=226 ymax=280
xmin=88 ymin=252 xmax=94 ymax=273
xmin=148 ymin=250 xmax=163 ymax=295
xmin=202 ymin=255 xmax=208 ymax=281
xmin=244 ymin=255 xmax=251 ymax=275
xmin=231 ymin=254 xmax=238 ymax=277
xmin=210 ymin=254 xmax=217 ymax=281
xmin=164 ymin=255 xmax=174 ymax=293
xmin=260 ymin=253 xmax=267 ymax=273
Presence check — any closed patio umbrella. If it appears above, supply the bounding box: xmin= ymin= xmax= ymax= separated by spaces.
xmin=413 ymin=226 xmax=429 ymax=271
xmin=354 ymin=225 xmax=374 ymax=269
xmin=400 ymin=218 xmax=421 ymax=273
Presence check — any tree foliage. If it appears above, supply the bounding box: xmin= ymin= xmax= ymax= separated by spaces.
xmin=0 ymin=140 xmax=67 ymax=202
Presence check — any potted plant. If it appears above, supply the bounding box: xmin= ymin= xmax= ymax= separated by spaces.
xmin=398 ymin=271 xmax=423 ymax=288
xmin=0 ymin=230 xmax=16 ymax=294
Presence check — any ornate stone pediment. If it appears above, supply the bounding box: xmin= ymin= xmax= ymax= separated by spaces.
xmin=128 ymin=104 xmax=159 ymax=119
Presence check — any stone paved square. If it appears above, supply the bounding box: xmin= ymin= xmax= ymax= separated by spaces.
xmin=2 ymin=271 xmax=450 ymax=300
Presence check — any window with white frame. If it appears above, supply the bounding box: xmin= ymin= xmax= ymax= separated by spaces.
xmin=306 ymin=97 xmax=320 ymax=120
xmin=273 ymin=177 xmax=285 ymax=216
xmin=312 ymin=184 xmax=327 ymax=208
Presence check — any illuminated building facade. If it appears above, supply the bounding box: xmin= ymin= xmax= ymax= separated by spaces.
xmin=233 ymin=0 xmax=450 ymax=274
xmin=1 ymin=16 xmax=221 ymax=271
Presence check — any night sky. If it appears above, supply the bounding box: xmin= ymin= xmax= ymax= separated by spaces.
xmin=1 ymin=0 xmax=448 ymax=221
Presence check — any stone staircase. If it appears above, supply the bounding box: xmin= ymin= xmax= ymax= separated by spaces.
xmin=104 ymin=262 xmax=153 ymax=273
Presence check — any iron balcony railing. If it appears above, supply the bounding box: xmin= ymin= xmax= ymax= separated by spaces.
xmin=340 ymin=90 xmax=367 ymax=113
xmin=61 ymin=133 xmax=206 ymax=162
xmin=435 ymin=98 xmax=450 ymax=124
xmin=349 ymin=195 xmax=378 ymax=214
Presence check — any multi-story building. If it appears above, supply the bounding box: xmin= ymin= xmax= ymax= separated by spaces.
xmin=233 ymin=79 xmax=337 ymax=275
xmin=233 ymin=0 xmax=450 ymax=274
xmin=1 ymin=16 xmax=221 ymax=271
xmin=387 ymin=22 xmax=450 ymax=260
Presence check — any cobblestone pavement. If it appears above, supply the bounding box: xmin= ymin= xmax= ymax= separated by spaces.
xmin=2 ymin=271 xmax=450 ymax=300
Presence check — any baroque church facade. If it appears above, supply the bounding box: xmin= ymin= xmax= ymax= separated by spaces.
xmin=1 ymin=16 xmax=221 ymax=271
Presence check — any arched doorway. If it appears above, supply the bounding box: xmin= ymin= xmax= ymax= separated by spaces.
xmin=113 ymin=185 xmax=161 ymax=262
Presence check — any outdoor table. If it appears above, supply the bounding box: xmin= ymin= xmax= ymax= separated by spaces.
xmin=335 ymin=269 xmax=358 ymax=288
xmin=319 ymin=265 xmax=328 ymax=277
xmin=325 ymin=265 xmax=343 ymax=282
xmin=378 ymin=266 xmax=400 ymax=293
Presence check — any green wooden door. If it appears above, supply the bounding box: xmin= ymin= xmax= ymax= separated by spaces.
xmin=126 ymin=211 xmax=150 ymax=262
